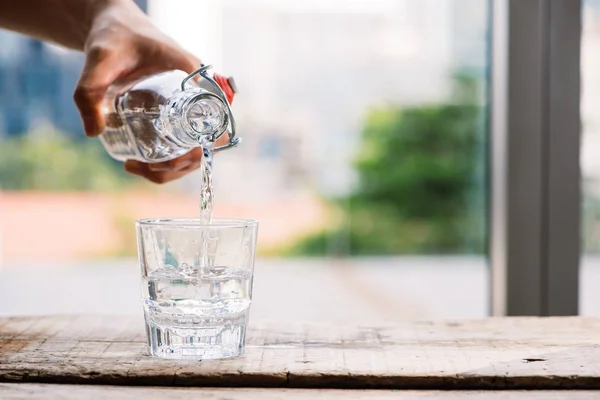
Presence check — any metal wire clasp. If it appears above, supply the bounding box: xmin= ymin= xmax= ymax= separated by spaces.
xmin=181 ymin=65 xmax=241 ymax=152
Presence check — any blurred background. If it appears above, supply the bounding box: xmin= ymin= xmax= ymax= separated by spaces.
xmin=0 ymin=0 xmax=597 ymax=321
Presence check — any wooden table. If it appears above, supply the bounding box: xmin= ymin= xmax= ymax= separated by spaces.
xmin=1 ymin=316 xmax=600 ymax=399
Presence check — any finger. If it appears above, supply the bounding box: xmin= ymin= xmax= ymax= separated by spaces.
xmin=177 ymin=159 xmax=203 ymax=172
xmin=158 ymin=38 xmax=201 ymax=73
xmin=169 ymin=50 xmax=200 ymax=74
xmin=140 ymin=168 xmax=192 ymax=184
xmin=147 ymin=158 xmax=192 ymax=172
xmin=135 ymin=40 xmax=199 ymax=77
xmin=145 ymin=170 xmax=191 ymax=184
xmin=216 ymin=130 xmax=230 ymax=147
xmin=125 ymin=159 xmax=201 ymax=184
xmin=124 ymin=160 xmax=143 ymax=174
xmin=74 ymin=46 xmax=127 ymax=137
xmin=148 ymin=148 xmax=204 ymax=172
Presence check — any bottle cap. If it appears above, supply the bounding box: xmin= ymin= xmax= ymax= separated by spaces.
xmin=213 ymin=74 xmax=236 ymax=104
xmin=227 ymin=76 xmax=238 ymax=94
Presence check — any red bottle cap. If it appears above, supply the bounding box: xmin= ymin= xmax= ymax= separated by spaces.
xmin=213 ymin=74 xmax=236 ymax=104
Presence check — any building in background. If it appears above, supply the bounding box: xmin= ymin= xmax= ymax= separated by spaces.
xmin=582 ymin=0 xmax=600 ymax=191
xmin=0 ymin=0 xmax=147 ymax=138
xmin=0 ymin=0 xmax=490 ymax=263
xmin=0 ymin=0 xmax=487 ymax=201
xmin=167 ymin=0 xmax=488 ymax=200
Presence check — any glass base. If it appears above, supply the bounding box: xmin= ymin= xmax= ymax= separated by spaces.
xmin=144 ymin=315 xmax=247 ymax=360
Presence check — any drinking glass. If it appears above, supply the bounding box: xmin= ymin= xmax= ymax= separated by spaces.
xmin=136 ymin=218 xmax=258 ymax=359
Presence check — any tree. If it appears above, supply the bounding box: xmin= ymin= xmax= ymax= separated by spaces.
xmin=285 ymin=102 xmax=486 ymax=256
xmin=0 ymin=129 xmax=134 ymax=191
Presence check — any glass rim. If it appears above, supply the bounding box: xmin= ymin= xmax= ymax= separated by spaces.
xmin=136 ymin=217 xmax=258 ymax=229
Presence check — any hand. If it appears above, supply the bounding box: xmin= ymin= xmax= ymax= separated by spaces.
xmin=123 ymin=133 xmax=230 ymax=184
xmin=73 ymin=0 xmax=204 ymax=184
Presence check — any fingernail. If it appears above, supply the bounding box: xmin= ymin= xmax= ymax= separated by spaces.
xmin=124 ymin=161 xmax=142 ymax=174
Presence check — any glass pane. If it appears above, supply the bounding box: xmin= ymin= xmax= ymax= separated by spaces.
xmin=0 ymin=0 xmax=490 ymax=321
xmin=582 ymin=0 xmax=600 ymax=315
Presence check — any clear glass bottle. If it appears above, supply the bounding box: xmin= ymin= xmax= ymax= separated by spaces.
xmin=99 ymin=65 xmax=239 ymax=163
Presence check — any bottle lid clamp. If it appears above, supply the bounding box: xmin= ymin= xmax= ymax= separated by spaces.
xmin=181 ymin=65 xmax=241 ymax=152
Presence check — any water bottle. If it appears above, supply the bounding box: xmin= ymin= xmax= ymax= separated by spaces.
xmin=99 ymin=65 xmax=240 ymax=163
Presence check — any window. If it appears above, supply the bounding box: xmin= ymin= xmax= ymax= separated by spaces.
xmin=0 ymin=0 xmax=490 ymax=320
xmin=582 ymin=0 xmax=600 ymax=316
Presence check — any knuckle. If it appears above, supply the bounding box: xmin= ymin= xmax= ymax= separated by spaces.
xmin=147 ymin=163 xmax=165 ymax=172
xmin=190 ymin=149 xmax=204 ymax=163
xmin=72 ymin=86 xmax=90 ymax=106
xmin=86 ymin=44 xmax=112 ymax=62
xmin=73 ymin=85 xmax=101 ymax=108
xmin=185 ymin=164 xmax=200 ymax=173
xmin=170 ymin=157 xmax=193 ymax=171
xmin=169 ymin=159 xmax=184 ymax=170
xmin=149 ymin=174 xmax=168 ymax=184
xmin=190 ymin=160 xmax=202 ymax=170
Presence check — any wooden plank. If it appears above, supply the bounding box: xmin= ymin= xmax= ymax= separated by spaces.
xmin=1 ymin=384 xmax=600 ymax=400
xmin=1 ymin=316 xmax=600 ymax=389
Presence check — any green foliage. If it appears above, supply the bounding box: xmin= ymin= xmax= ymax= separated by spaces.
xmin=0 ymin=129 xmax=134 ymax=191
xmin=582 ymin=181 xmax=600 ymax=254
xmin=354 ymin=105 xmax=482 ymax=218
xmin=285 ymin=101 xmax=486 ymax=256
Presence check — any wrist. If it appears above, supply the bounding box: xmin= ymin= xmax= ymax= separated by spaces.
xmin=88 ymin=0 xmax=128 ymax=18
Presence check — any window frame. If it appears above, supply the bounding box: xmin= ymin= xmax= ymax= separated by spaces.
xmin=490 ymin=0 xmax=582 ymax=316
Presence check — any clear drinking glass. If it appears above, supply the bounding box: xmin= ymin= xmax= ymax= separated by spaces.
xmin=136 ymin=218 xmax=258 ymax=359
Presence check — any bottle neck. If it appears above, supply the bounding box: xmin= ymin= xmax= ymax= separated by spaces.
xmin=167 ymin=89 xmax=229 ymax=147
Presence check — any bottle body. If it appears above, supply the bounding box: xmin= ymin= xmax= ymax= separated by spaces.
xmin=100 ymin=70 xmax=231 ymax=163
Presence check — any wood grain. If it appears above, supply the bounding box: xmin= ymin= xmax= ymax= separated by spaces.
xmin=1 ymin=316 xmax=600 ymax=389
xmin=2 ymin=384 xmax=600 ymax=400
